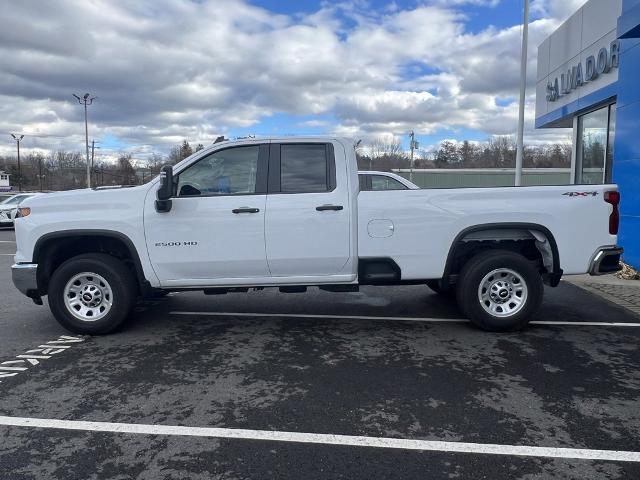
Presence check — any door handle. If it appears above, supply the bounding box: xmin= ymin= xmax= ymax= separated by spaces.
xmin=316 ymin=204 xmax=344 ymax=211
xmin=232 ymin=207 xmax=260 ymax=214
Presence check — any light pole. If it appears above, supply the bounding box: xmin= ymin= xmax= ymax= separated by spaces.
xmin=38 ymin=155 xmax=44 ymax=192
xmin=515 ymin=0 xmax=529 ymax=186
xmin=73 ymin=93 xmax=96 ymax=188
xmin=10 ymin=133 xmax=24 ymax=192
xmin=91 ymin=140 xmax=101 ymax=185
xmin=409 ymin=130 xmax=418 ymax=183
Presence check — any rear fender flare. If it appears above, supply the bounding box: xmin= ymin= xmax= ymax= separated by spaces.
xmin=442 ymin=222 xmax=561 ymax=285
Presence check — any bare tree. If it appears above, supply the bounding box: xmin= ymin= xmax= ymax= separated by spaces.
xmin=116 ymin=153 xmax=136 ymax=185
xmin=367 ymin=137 xmax=409 ymax=171
xmin=145 ymin=153 xmax=165 ymax=175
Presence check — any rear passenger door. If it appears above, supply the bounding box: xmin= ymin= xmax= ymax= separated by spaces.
xmin=265 ymin=142 xmax=351 ymax=277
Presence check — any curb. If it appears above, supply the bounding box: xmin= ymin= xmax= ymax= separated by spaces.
xmin=566 ymin=280 xmax=640 ymax=318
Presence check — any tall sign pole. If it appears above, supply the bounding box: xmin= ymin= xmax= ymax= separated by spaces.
xmin=73 ymin=93 xmax=96 ymax=188
xmin=515 ymin=0 xmax=529 ymax=186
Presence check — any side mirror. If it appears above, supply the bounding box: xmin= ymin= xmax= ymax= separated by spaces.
xmin=155 ymin=165 xmax=174 ymax=213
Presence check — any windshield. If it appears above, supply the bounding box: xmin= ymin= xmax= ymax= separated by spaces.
xmin=0 ymin=195 xmax=24 ymax=206
xmin=0 ymin=194 xmax=33 ymax=206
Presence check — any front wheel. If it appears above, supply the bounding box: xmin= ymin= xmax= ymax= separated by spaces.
xmin=48 ymin=253 xmax=137 ymax=335
xmin=456 ymin=250 xmax=543 ymax=332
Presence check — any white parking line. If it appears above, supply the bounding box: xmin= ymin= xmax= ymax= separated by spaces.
xmin=170 ymin=311 xmax=640 ymax=327
xmin=0 ymin=415 xmax=637 ymax=462
xmin=0 ymin=335 xmax=85 ymax=383
xmin=531 ymin=320 xmax=640 ymax=326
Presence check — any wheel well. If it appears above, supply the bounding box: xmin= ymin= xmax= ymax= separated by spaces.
xmin=442 ymin=225 xmax=560 ymax=287
xmin=34 ymin=233 xmax=144 ymax=296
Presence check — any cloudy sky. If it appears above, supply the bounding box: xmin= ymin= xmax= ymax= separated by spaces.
xmin=0 ymin=0 xmax=587 ymax=160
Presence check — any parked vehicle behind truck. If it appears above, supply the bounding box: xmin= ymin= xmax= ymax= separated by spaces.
xmin=358 ymin=171 xmax=419 ymax=191
xmin=0 ymin=193 xmax=44 ymax=227
xmin=12 ymin=137 xmax=622 ymax=334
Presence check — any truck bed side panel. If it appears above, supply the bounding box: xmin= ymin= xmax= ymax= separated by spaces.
xmin=357 ymin=185 xmax=617 ymax=279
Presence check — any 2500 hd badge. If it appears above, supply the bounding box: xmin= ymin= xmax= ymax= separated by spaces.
xmin=154 ymin=241 xmax=198 ymax=247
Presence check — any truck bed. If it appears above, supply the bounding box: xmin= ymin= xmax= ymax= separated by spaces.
xmin=357 ymin=184 xmax=618 ymax=279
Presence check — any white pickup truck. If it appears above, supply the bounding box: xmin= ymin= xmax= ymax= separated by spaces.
xmin=12 ymin=137 xmax=622 ymax=334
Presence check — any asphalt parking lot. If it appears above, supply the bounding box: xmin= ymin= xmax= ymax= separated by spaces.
xmin=1 ymin=228 xmax=639 ymax=479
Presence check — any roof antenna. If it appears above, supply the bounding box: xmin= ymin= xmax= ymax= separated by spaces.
xmin=214 ymin=136 xmax=227 ymax=144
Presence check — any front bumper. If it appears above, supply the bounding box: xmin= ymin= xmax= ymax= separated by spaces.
xmin=0 ymin=210 xmax=13 ymax=225
xmin=589 ymin=246 xmax=624 ymax=275
xmin=12 ymin=263 xmax=39 ymax=297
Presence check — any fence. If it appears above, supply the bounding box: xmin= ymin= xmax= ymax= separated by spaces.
xmin=393 ymin=168 xmax=572 ymax=188
xmin=1 ymin=166 xmax=159 ymax=192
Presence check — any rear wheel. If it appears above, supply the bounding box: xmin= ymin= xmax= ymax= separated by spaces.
xmin=456 ymin=250 xmax=543 ymax=332
xmin=48 ymin=253 xmax=137 ymax=335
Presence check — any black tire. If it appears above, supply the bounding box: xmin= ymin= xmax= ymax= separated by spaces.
xmin=426 ymin=280 xmax=456 ymax=299
xmin=48 ymin=253 xmax=137 ymax=335
xmin=456 ymin=250 xmax=543 ymax=332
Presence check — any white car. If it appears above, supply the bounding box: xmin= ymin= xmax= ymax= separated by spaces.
xmin=0 ymin=193 xmax=43 ymax=227
xmin=358 ymin=171 xmax=419 ymax=191
xmin=12 ymin=136 xmax=622 ymax=334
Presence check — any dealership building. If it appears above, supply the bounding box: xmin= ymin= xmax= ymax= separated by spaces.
xmin=536 ymin=0 xmax=640 ymax=268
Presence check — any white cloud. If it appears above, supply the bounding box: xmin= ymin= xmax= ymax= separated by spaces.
xmin=0 ymin=0 xmax=575 ymax=159
xmin=429 ymin=0 xmax=501 ymax=6
xmin=531 ymin=0 xmax=589 ymax=22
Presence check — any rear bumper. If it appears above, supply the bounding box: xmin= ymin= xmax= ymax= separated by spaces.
xmin=588 ymin=246 xmax=624 ymax=275
xmin=11 ymin=263 xmax=39 ymax=297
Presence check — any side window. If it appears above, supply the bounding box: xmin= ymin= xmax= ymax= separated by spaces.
xmin=370 ymin=175 xmax=408 ymax=191
xmin=358 ymin=175 xmax=370 ymax=191
xmin=177 ymin=146 xmax=259 ymax=197
xmin=281 ymin=144 xmax=332 ymax=193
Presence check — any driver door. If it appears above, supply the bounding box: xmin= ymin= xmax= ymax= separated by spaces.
xmin=144 ymin=143 xmax=270 ymax=287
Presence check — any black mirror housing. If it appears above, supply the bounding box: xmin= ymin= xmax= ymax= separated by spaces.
xmin=155 ymin=165 xmax=174 ymax=213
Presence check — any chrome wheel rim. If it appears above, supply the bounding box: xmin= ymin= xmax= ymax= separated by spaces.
xmin=64 ymin=272 xmax=113 ymax=322
xmin=478 ymin=268 xmax=528 ymax=318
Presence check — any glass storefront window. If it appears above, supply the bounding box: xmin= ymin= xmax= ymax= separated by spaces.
xmin=576 ymin=104 xmax=616 ymax=184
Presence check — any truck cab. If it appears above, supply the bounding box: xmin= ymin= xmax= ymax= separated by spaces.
xmin=147 ymin=138 xmax=358 ymax=287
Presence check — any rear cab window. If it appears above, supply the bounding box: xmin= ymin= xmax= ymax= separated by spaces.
xmin=269 ymin=143 xmax=336 ymax=193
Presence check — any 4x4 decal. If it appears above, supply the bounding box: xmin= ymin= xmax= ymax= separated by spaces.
xmin=562 ymin=191 xmax=598 ymax=197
